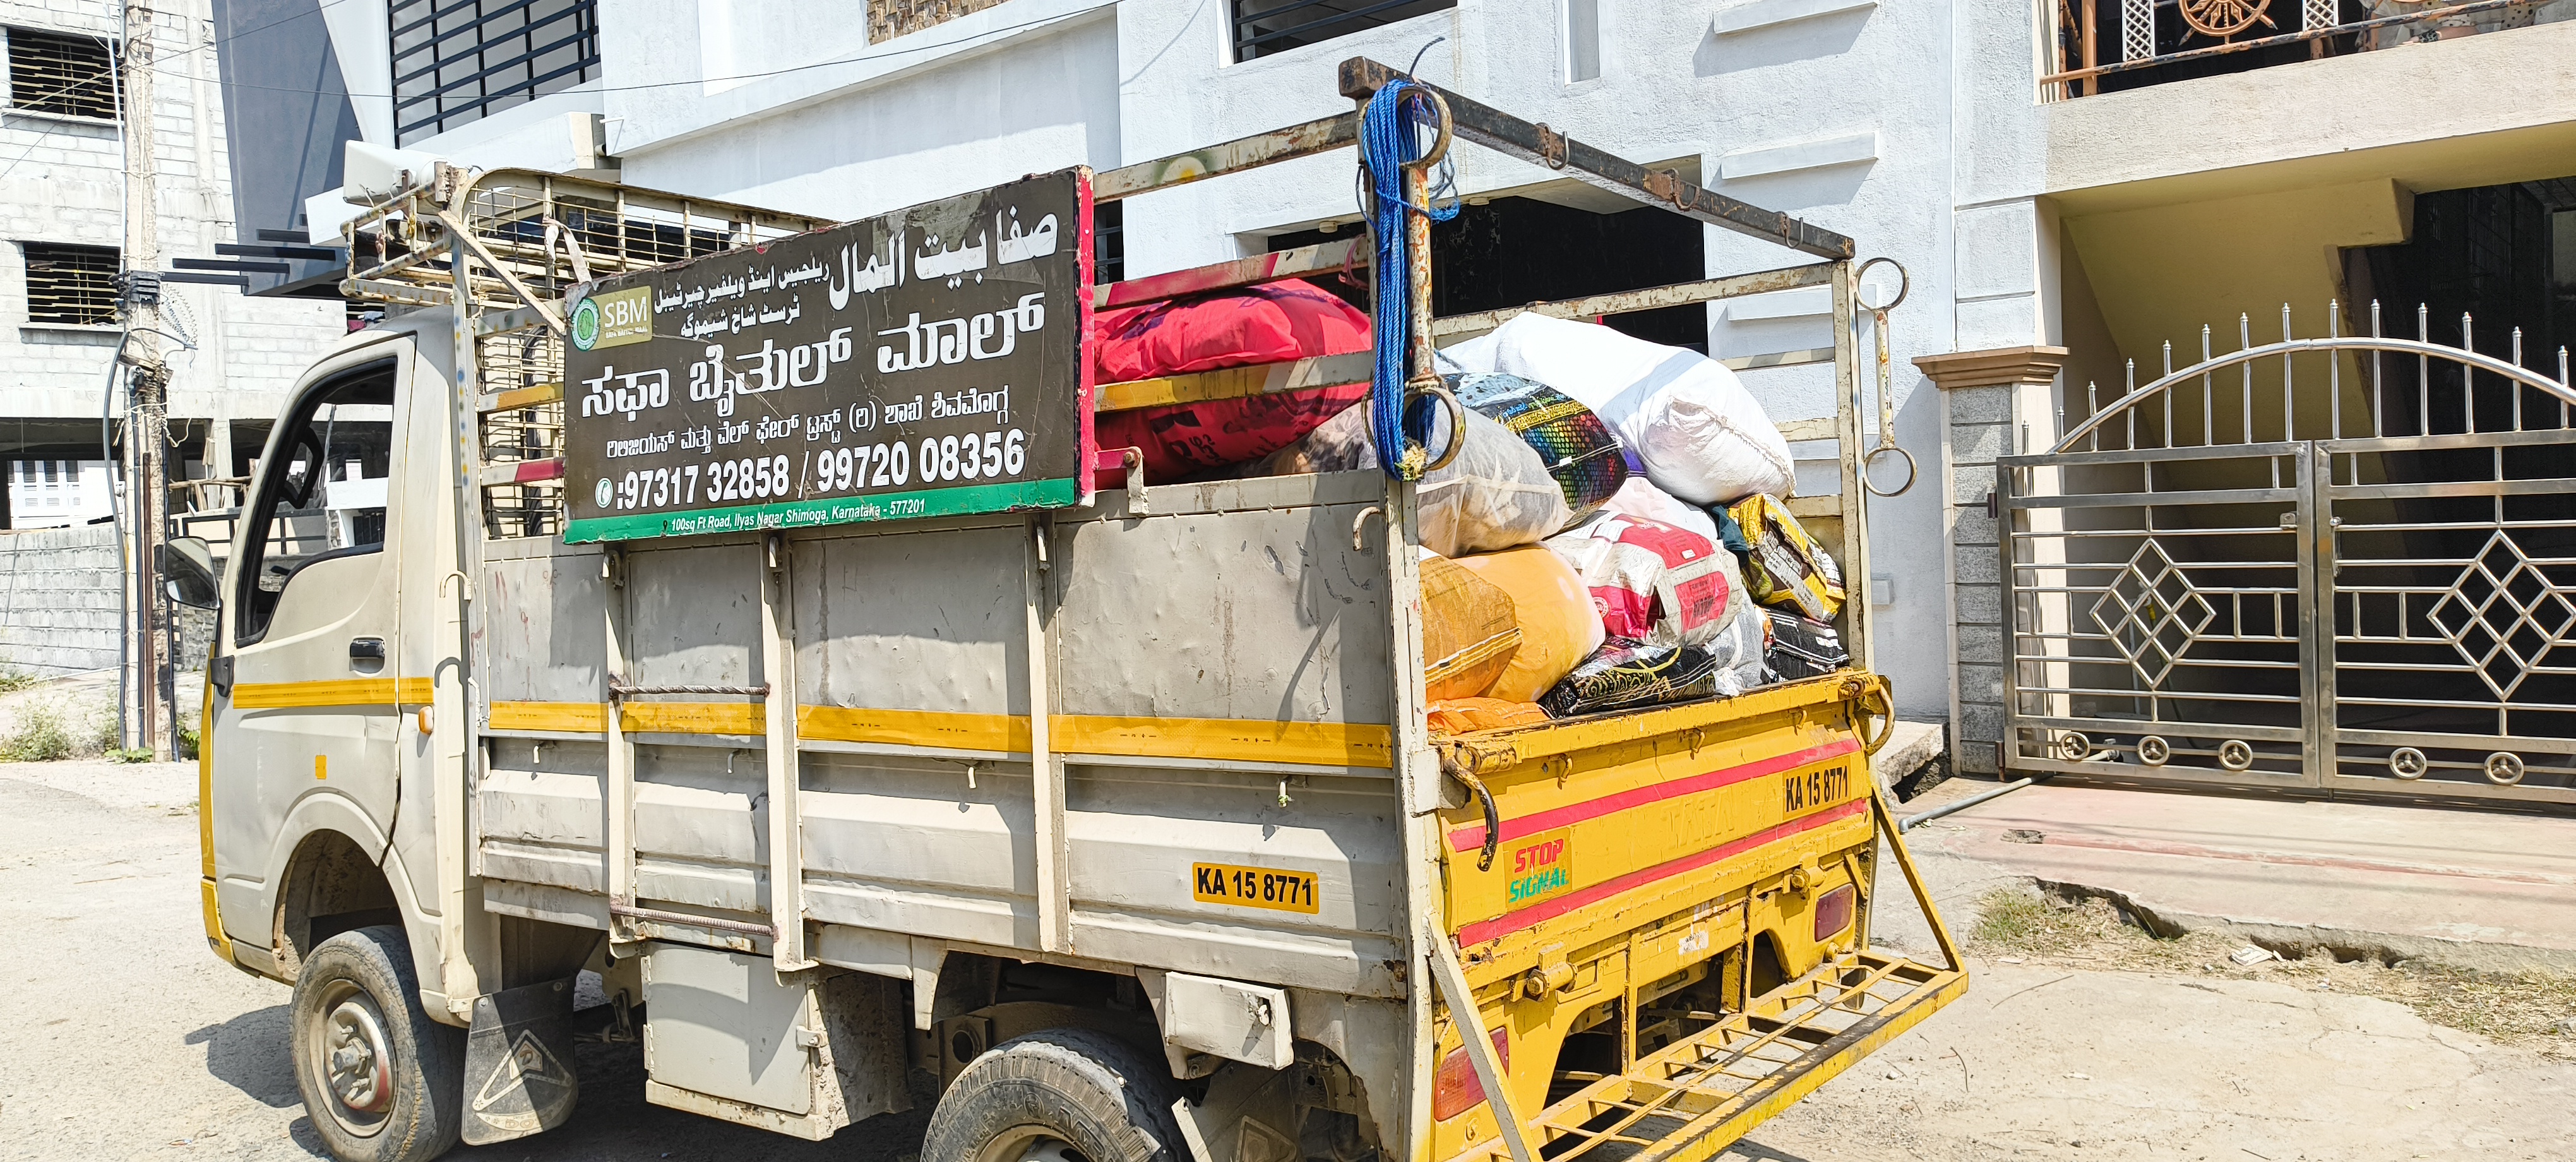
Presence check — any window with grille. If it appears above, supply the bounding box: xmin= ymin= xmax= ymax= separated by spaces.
xmin=21 ymin=243 xmax=119 ymax=325
xmin=6 ymin=26 xmax=117 ymax=120
xmin=1231 ymin=0 xmax=1454 ymax=62
xmin=391 ymin=0 xmax=599 ymax=147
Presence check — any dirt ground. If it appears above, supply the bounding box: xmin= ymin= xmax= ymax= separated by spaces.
xmin=0 ymin=757 xmax=2569 ymax=1161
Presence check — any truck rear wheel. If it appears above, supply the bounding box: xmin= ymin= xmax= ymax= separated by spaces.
xmin=922 ymin=1028 xmax=1186 ymax=1162
xmin=289 ymin=925 xmax=464 ymax=1162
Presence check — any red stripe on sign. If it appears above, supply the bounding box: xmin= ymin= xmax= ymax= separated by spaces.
xmin=1454 ymin=798 xmax=1869 ymax=947
xmin=516 ymin=458 xmax=566 ymax=482
xmin=1447 ymin=738 xmax=1861 ymax=852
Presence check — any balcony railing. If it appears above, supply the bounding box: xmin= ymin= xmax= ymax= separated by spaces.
xmin=2045 ymin=0 xmax=2556 ymax=99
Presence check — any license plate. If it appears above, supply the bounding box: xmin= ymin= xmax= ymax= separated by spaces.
xmin=1193 ymin=863 xmax=1320 ymax=914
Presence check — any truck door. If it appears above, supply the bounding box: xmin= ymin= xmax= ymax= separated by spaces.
xmin=207 ymin=345 xmax=414 ymax=944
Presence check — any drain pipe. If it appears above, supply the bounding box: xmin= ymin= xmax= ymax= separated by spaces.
xmin=1898 ymin=774 xmax=2051 ymax=832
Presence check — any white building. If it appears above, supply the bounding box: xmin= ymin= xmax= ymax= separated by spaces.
xmin=0 ymin=0 xmax=345 ymax=523
xmin=262 ymin=0 xmax=2576 ymax=796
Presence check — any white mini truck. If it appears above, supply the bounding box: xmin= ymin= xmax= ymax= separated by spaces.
xmin=173 ymin=57 xmax=1962 ymax=1162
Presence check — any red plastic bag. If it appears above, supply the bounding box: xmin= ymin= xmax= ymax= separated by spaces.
xmin=1092 ymin=281 xmax=1370 ymax=487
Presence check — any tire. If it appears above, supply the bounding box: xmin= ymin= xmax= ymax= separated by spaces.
xmin=288 ymin=925 xmax=465 ymax=1162
xmin=922 ymin=1028 xmax=1186 ymax=1162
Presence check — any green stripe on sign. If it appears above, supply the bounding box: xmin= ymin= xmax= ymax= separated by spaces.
xmin=562 ymin=477 xmax=1085 ymax=543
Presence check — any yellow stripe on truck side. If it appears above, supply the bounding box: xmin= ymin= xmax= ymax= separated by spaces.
xmin=228 ymin=677 xmax=435 ymax=709
xmin=198 ymin=654 xmax=225 ymax=964
xmin=483 ymin=700 xmax=1393 ymax=767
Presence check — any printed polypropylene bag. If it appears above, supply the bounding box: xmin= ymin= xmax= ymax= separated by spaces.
xmin=1539 ymin=639 xmax=1762 ymax=718
xmin=1594 ymin=477 xmax=1719 ymax=546
xmin=1419 ymin=551 xmax=1522 ymax=702
xmin=1765 ymin=608 xmax=1849 ymax=681
xmin=1091 ymin=280 xmax=1373 ymax=488
xmin=1544 ymin=513 xmax=1741 ymax=649
xmin=1450 ymin=545 xmax=1604 ymax=704
xmin=1484 ymin=312 xmax=1794 ymax=506
xmin=1729 ymin=493 xmax=1846 ymax=621
xmin=1259 ymin=400 xmax=1573 ymax=556
xmin=1448 ymin=371 xmax=1629 ymax=521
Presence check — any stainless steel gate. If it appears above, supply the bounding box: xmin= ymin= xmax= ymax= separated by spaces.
xmin=2001 ymin=304 xmax=2576 ymax=806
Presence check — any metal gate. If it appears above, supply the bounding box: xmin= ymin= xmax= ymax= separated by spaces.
xmin=2001 ymin=303 xmax=2576 ymax=806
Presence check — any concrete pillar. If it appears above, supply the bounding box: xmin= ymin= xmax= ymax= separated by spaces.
xmin=1916 ymin=345 xmax=2069 ymax=776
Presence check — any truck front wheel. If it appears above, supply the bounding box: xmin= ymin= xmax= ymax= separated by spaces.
xmin=289 ymin=925 xmax=465 ymax=1162
xmin=923 ymin=1029 xmax=1186 ymax=1162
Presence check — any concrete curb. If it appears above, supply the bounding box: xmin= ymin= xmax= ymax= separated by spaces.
xmin=2033 ymin=875 xmax=2576 ymax=975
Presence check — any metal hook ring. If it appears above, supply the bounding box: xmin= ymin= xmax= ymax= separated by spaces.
xmin=1409 ymin=379 xmax=1469 ymax=475
xmin=1534 ymin=123 xmax=1570 ymax=170
xmin=1861 ymin=443 xmax=1917 ymax=497
xmin=1401 ymin=87 xmax=1453 ymax=174
xmin=1856 ymin=256 xmax=1911 ymax=312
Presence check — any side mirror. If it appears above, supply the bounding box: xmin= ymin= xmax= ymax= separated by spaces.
xmin=160 ymin=536 xmax=222 ymax=609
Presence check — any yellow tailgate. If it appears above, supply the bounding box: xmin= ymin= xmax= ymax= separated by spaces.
xmin=1422 ymin=674 xmax=1966 ymax=1162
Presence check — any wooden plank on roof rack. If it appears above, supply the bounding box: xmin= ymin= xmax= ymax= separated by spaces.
xmin=1775 ymin=416 xmax=1838 ymax=443
xmin=1094 ymin=112 xmax=1361 ymax=201
xmin=1430 ymin=265 xmax=1839 ymax=337
xmin=1097 ymin=351 xmax=1373 ymax=412
xmin=479 ymin=383 xmax=563 ymax=413
xmin=1093 ymin=238 xmax=1365 ymax=309
xmin=1785 ymin=494 xmax=1842 ymax=520
xmin=1338 ymin=58 xmax=1854 ymax=260
xmin=479 ymin=458 xmax=564 ymax=488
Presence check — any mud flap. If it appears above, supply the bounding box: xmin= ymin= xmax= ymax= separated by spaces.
xmin=460 ymin=977 xmax=581 ymax=1145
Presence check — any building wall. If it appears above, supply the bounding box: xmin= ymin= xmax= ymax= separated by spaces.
xmin=348 ymin=0 xmax=2576 ymax=776
xmin=0 ymin=521 xmax=119 ymax=674
xmin=0 ymin=0 xmax=346 ymax=520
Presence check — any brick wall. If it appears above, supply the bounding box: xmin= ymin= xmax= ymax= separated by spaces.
xmin=0 ymin=522 xmax=120 ymax=675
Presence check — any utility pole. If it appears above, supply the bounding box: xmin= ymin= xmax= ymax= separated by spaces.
xmin=122 ymin=0 xmax=172 ymax=760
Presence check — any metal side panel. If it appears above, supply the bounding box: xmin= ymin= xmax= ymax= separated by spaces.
xmin=477 ymin=738 xmax=609 ymax=891
xmin=631 ymin=742 xmax=769 ymax=914
xmin=795 ymin=524 xmax=1029 ymax=719
xmin=1062 ymin=764 xmax=1404 ymax=997
xmin=479 ymin=538 xmax=607 ymax=705
xmin=797 ymin=754 xmax=1038 ymax=949
xmin=1053 ymin=486 xmax=1392 ymax=724
xmin=643 ymin=942 xmax=814 ymax=1116
xmin=626 ymin=537 xmax=765 ymax=692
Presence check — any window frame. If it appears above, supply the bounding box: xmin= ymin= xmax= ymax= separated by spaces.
xmin=19 ymin=241 xmax=121 ymax=326
xmin=3 ymin=25 xmax=118 ymax=123
xmin=231 ymin=359 xmax=400 ymax=649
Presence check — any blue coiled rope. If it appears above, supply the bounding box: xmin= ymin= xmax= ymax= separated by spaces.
xmin=1359 ymin=78 xmax=1460 ymax=478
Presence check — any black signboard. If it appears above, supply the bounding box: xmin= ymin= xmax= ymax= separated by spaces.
xmin=561 ymin=169 xmax=1093 ymax=543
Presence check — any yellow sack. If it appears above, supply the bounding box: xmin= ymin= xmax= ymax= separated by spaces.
xmin=1452 ymin=545 xmax=1605 ymax=704
xmin=1428 ymin=697 xmax=1551 ymax=736
xmin=1727 ymin=494 xmax=1844 ymax=621
xmin=1421 ymin=553 xmax=1521 ymax=702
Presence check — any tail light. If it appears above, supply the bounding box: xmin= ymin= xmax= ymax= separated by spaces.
xmin=1431 ymin=1027 xmax=1511 ymax=1121
xmin=1813 ymin=883 xmax=1856 ymax=943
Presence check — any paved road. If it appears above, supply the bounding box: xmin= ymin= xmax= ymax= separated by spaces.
xmin=1 ymin=759 xmax=2568 ymax=1161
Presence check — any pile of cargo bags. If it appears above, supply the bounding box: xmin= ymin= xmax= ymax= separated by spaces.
xmin=1092 ymin=280 xmax=1851 ymax=729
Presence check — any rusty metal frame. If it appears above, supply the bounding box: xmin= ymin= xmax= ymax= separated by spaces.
xmin=1093 ymin=111 xmax=1361 ymax=202
xmin=1336 ymin=59 xmax=1853 ymax=260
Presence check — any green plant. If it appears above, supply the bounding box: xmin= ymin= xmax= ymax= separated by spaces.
xmin=176 ymin=719 xmax=200 ymax=760
xmin=105 ymin=746 xmax=156 ymax=764
xmin=0 ymin=666 xmax=40 ymax=693
xmin=0 ymin=706 xmax=77 ymax=762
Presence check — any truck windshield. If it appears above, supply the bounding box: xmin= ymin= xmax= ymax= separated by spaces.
xmin=232 ymin=362 xmax=397 ymax=645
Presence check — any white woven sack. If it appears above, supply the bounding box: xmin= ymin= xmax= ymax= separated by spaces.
xmin=1483 ymin=313 xmax=1794 ymax=506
